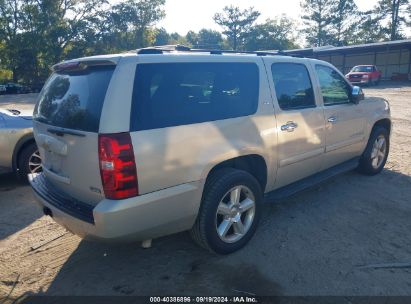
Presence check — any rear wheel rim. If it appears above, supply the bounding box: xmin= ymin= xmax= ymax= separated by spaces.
xmin=215 ymin=185 xmax=256 ymax=243
xmin=28 ymin=150 xmax=42 ymax=174
xmin=370 ymin=135 xmax=387 ymax=169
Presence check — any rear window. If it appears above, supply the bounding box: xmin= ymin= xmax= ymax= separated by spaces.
xmin=33 ymin=66 xmax=115 ymax=132
xmin=130 ymin=62 xmax=259 ymax=131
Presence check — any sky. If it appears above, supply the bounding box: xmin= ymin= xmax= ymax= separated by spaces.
xmin=154 ymin=0 xmax=377 ymax=35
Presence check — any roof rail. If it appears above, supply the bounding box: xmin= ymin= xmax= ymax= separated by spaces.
xmin=136 ymin=45 xmax=289 ymax=56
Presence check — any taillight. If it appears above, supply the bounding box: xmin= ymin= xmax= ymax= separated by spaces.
xmin=98 ymin=133 xmax=138 ymax=200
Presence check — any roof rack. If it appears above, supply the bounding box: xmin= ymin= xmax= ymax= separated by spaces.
xmin=136 ymin=44 xmax=289 ymax=56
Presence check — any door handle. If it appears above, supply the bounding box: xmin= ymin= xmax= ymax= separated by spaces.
xmin=281 ymin=121 xmax=298 ymax=132
xmin=328 ymin=116 xmax=337 ymax=123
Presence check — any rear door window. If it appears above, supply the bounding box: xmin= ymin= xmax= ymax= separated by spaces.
xmin=271 ymin=63 xmax=315 ymax=110
xmin=33 ymin=66 xmax=115 ymax=132
xmin=131 ymin=62 xmax=259 ymax=131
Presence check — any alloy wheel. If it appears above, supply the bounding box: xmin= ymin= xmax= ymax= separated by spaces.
xmin=215 ymin=185 xmax=256 ymax=243
xmin=28 ymin=150 xmax=42 ymax=174
xmin=371 ymin=135 xmax=387 ymax=169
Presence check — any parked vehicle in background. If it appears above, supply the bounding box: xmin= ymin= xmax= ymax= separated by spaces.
xmin=29 ymin=46 xmax=391 ymax=254
xmin=4 ymin=83 xmax=22 ymax=94
xmin=2 ymin=83 xmax=31 ymax=94
xmin=0 ymin=109 xmax=42 ymax=179
xmin=29 ymin=83 xmax=44 ymax=93
xmin=345 ymin=65 xmax=382 ymax=86
xmin=22 ymin=85 xmax=31 ymax=94
xmin=0 ymin=85 xmax=6 ymax=95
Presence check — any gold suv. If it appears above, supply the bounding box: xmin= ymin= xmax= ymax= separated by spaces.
xmin=29 ymin=46 xmax=391 ymax=254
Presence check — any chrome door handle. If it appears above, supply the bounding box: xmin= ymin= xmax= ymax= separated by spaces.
xmin=281 ymin=121 xmax=298 ymax=132
xmin=328 ymin=116 xmax=337 ymax=123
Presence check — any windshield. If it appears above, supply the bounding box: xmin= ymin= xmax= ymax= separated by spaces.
xmin=33 ymin=66 xmax=114 ymax=132
xmin=352 ymin=66 xmax=373 ymax=72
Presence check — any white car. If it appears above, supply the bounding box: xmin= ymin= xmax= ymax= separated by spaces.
xmin=0 ymin=85 xmax=6 ymax=94
xmin=0 ymin=108 xmax=42 ymax=179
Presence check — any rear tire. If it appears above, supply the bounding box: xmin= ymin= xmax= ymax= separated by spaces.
xmin=190 ymin=168 xmax=263 ymax=254
xmin=16 ymin=143 xmax=42 ymax=181
xmin=358 ymin=127 xmax=389 ymax=175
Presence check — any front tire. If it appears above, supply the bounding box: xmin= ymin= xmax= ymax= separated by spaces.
xmin=190 ymin=168 xmax=263 ymax=254
xmin=358 ymin=127 xmax=389 ymax=175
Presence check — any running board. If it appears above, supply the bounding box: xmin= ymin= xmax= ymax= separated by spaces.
xmin=264 ymin=157 xmax=360 ymax=203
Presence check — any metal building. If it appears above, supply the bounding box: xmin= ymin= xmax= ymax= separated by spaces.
xmin=286 ymin=39 xmax=411 ymax=80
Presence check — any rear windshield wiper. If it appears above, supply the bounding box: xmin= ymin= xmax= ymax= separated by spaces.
xmin=47 ymin=127 xmax=86 ymax=137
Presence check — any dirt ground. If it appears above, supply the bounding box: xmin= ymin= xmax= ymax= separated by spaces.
xmin=0 ymin=83 xmax=411 ymax=301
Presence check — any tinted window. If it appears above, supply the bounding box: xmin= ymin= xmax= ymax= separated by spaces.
xmin=316 ymin=65 xmax=351 ymax=106
xmin=271 ymin=63 xmax=315 ymax=110
xmin=33 ymin=66 xmax=114 ymax=132
xmin=131 ymin=62 xmax=259 ymax=131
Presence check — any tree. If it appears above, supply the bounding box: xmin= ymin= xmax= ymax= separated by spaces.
xmin=37 ymin=0 xmax=106 ymax=63
xmin=102 ymin=0 xmax=165 ymax=49
xmin=213 ymin=6 xmax=260 ymax=50
xmin=168 ymin=32 xmax=188 ymax=45
xmin=0 ymin=0 xmax=26 ymax=81
xmin=244 ymin=17 xmax=299 ymax=51
xmin=348 ymin=13 xmax=386 ymax=44
xmin=373 ymin=0 xmax=409 ymax=40
xmin=185 ymin=29 xmax=223 ymax=49
xmin=197 ymin=29 xmax=223 ymax=49
xmin=185 ymin=30 xmax=198 ymax=46
xmin=328 ymin=0 xmax=360 ymax=46
xmin=154 ymin=27 xmax=170 ymax=46
xmin=0 ymin=0 xmax=167 ymax=83
xmin=0 ymin=0 xmax=107 ymax=82
xmin=301 ymin=0 xmax=334 ymax=47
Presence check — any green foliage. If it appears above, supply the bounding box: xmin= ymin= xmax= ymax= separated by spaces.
xmin=301 ymin=0 xmax=335 ymax=47
xmin=301 ymin=0 xmax=410 ymax=46
xmin=0 ymin=0 xmax=165 ymax=83
xmin=244 ymin=17 xmax=298 ymax=51
xmin=168 ymin=32 xmax=188 ymax=45
xmin=186 ymin=29 xmax=224 ymax=49
xmin=153 ymin=28 xmax=170 ymax=46
xmin=373 ymin=0 xmax=409 ymax=40
xmin=328 ymin=0 xmax=360 ymax=46
xmin=0 ymin=0 xmax=109 ymax=83
xmin=0 ymin=69 xmax=12 ymax=82
xmin=1 ymin=0 xmax=410 ymax=86
xmin=102 ymin=0 xmax=165 ymax=48
xmin=213 ymin=6 xmax=260 ymax=50
xmin=348 ymin=13 xmax=386 ymax=44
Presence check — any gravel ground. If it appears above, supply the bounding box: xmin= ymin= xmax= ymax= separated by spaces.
xmin=0 ymin=83 xmax=411 ymax=301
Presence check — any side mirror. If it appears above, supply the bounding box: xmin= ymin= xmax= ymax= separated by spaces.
xmin=351 ymin=86 xmax=364 ymax=104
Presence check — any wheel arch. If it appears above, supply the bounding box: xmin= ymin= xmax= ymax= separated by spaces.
xmin=372 ymin=118 xmax=391 ymax=135
xmin=12 ymin=133 xmax=36 ymax=173
xmin=204 ymin=154 xmax=268 ymax=192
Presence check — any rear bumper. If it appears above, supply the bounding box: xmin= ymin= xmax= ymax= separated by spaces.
xmin=29 ymin=173 xmax=203 ymax=242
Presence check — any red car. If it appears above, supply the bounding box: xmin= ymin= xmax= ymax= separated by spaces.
xmin=345 ymin=65 xmax=382 ymax=86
